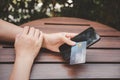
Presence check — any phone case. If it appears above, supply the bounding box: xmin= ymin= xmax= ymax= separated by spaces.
xmin=59 ymin=27 xmax=101 ymax=62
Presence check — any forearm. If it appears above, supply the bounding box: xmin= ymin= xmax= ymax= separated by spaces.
xmin=0 ymin=19 xmax=46 ymax=47
xmin=9 ymin=55 xmax=34 ymax=80
xmin=0 ymin=19 xmax=23 ymax=42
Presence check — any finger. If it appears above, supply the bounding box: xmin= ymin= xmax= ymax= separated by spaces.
xmin=62 ymin=36 xmax=76 ymax=46
xmin=38 ymin=31 xmax=43 ymax=43
xmin=14 ymin=32 xmax=22 ymax=47
xmin=65 ymin=33 xmax=78 ymax=38
xmin=16 ymin=32 xmax=22 ymax=38
xmin=15 ymin=32 xmax=21 ymax=41
xmin=34 ymin=29 xmax=40 ymax=39
xmin=22 ymin=26 xmax=29 ymax=35
xmin=28 ymin=27 xmax=35 ymax=37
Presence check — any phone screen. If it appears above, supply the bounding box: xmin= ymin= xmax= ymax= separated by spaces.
xmin=59 ymin=27 xmax=101 ymax=62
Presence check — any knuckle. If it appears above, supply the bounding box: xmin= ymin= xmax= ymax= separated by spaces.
xmin=26 ymin=36 xmax=34 ymax=42
xmin=31 ymin=27 xmax=34 ymax=29
xmin=61 ymin=32 xmax=65 ymax=35
xmin=36 ymin=29 xmax=39 ymax=32
xmin=20 ymin=35 xmax=25 ymax=39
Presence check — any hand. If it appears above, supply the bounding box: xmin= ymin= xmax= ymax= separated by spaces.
xmin=14 ymin=26 xmax=43 ymax=59
xmin=43 ymin=32 xmax=77 ymax=52
xmin=10 ymin=26 xmax=43 ymax=80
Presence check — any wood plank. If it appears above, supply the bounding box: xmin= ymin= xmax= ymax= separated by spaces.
xmin=0 ymin=45 xmax=2 ymax=49
xmin=91 ymin=37 xmax=120 ymax=48
xmin=2 ymin=37 xmax=120 ymax=48
xmin=0 ymin=17 xmax=120 ymax=80
xmin=0 ymin=48 xmax=120 ymax=63
xmin=21 ymin=17 xmax=120 ymax=36
xmin=0 ymin=64 xmax=120 ymax=80
xmin=31 ymin=25 xmax=120 ymax=37
xmin=21 ymin=24 xmax=120 ymax=37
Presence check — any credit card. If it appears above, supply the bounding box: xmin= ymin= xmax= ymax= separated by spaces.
xmin=70 ymin=41 xmax=87 ymax=65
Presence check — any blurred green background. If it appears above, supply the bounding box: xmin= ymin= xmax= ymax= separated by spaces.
xmin=0 ymin=0 xmax=120 ymax=30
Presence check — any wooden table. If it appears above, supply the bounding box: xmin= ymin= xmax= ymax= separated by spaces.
xmin=0 ymin=17 xmax=120 ymax=80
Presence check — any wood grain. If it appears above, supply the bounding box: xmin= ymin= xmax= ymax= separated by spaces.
xmin=29 ymin=25 xmax=120 ymax=37
xmin=0 ymin=64 xmax=120 ymax=80
xmin=21 ymin=17 xmax=120 ymax=36
xmin=2 ymin=37 xmax=120 ymax=48
xmin=0 ymin=17 xmax=120 ymax=80
xmin=0 ymin=45 xmax=2 ymax=49
xmin=0 ymin=48 xmax=120 ymax=63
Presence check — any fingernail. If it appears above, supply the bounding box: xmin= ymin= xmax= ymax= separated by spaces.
xmin=72 ymin=42 xmax=76 ymax=45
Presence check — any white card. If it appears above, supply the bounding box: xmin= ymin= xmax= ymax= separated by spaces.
xmin=70 ymin=41 xmax=87 ymax=65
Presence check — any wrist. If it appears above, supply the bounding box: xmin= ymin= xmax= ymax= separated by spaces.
xmin=15 ymin=52 xmax=35 ymax=61
xmin=15 ymin=55 xmax=34 ymax=63
xmin=42 ymin=33 xmax=47 ymax=48
xmin=13 ymin=53 xmax=34 ymax=80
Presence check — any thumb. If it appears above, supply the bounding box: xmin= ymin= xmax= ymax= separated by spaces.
xmin=15 ymin=32 xmax=22 ymax=40
xmin=38 ymin=31 xmax=43 ymax=44
xmin=62 ymin=36 xmax=76 ymax=46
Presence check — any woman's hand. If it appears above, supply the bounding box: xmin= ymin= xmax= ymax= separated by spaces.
xmin=10 ymin=26 xmax=43 ymax=80
xmin=42 ymin=32 xmax=77 ymax=52
xmin=15 ymin=26 xmax=43 ymax=59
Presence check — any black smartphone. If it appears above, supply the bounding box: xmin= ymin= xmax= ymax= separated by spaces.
xmin=59 ymin=27 xmax=101 ymax=62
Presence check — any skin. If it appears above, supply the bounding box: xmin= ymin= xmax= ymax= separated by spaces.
xmin=43 ymin=32 xmax=76 ymax=52
xmin=0 ymin=19 xmax=77 ymax=80
xmin=0 ymin=19 xmax=76 ymax=52
xmin=10 ymin=26 xmax=43 ymax=80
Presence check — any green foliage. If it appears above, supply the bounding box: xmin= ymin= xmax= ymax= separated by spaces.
xmin=0 ymin=0 xmax=120 ymax=30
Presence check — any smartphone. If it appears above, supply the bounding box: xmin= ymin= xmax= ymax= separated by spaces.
xmin=59 ymin=27 xmax=101 ymax=62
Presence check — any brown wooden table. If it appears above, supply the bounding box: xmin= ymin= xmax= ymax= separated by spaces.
xmin=0 ymin=17 xmax=120 ymax=80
